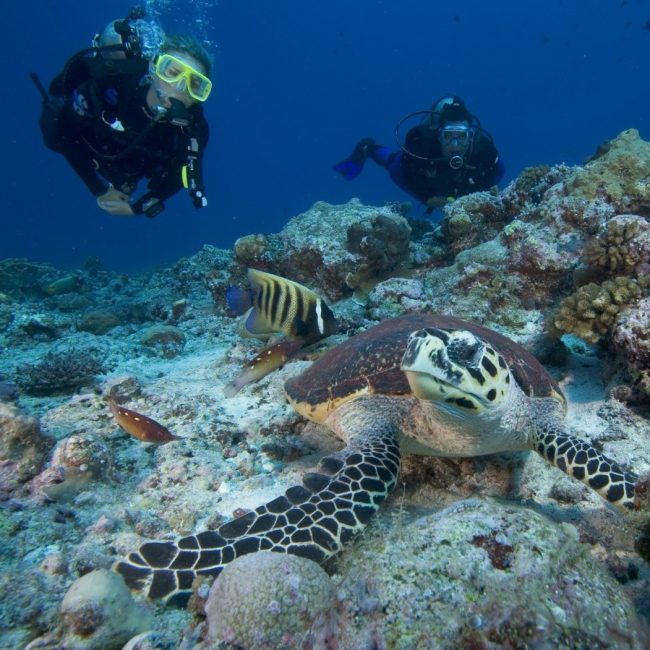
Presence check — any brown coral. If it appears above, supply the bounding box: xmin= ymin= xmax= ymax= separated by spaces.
xmin=552 ymin=276 xmax=648 ymax=342
xmin=234 ymin=234 xmax=269 ymax=262
xmin=584 ymin=215 xmax=650 ymax=276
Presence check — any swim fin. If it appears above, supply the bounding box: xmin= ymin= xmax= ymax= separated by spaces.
xmin=332 ymin=137 xmax=377 ymax=180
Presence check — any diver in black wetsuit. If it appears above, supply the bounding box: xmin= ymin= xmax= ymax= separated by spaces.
xmin=35 ymin=9 xmax=211 ymax=218
xmin=334 ymin=96 xmax=504 ymax=214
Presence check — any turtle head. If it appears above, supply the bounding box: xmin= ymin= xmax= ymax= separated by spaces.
xmin=400 ymin=327 xmax=512 ymax=413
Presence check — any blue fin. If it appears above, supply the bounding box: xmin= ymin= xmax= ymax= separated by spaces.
xmin=333 ymin=139 xmax=376 ymax=180
xmin=226 ymin=286 xmax=252 ymax=315
xmin=332 ymin=159 xmax=365 ymax=180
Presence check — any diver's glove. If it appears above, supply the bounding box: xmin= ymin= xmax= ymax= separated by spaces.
xmin=333 ymin=137 xmax=377 ymax=180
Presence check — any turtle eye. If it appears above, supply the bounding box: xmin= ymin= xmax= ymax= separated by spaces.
xmin=446 ymin=333 xmax=483 ymax=366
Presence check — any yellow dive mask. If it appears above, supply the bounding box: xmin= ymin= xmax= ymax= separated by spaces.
xmin=154 ymin=53 xmax=212 ymax=102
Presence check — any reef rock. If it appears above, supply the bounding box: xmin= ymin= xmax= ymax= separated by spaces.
xmin=267 ymin=199 xmax=412 ymax=301
xmin=0 ymin=402 xmax=53 ymax=482
xmin=58 ymin=569 xmax=153 ymax=650
xmin=332 ymin=499 xmax=650 ymax=649
xmin=613 ymin=297 xmax=650 ymax=401
xmin=563 ymin=129 xmax=650 ymax=217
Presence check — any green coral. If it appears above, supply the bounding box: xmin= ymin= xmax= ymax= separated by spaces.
xmin=552 ymin=276 xmax=649 ymax=342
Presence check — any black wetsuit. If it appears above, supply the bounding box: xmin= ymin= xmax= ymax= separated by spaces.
xmin=40 ymin=53 xmax=209 ymax=216
xmin=394 ymin=123 xmax=502 ymax=203
xmin=334 ymin=121 xmax=503 ymax=211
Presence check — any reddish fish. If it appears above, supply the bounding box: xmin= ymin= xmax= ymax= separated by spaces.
xmin=109 ymin=402 xmax=178 ymax=444
xmin=223 ymin=339 xmax=304 ymax=397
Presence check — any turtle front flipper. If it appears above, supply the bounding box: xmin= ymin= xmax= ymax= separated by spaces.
xmin=531 ymin=424 xmax=637 ymax=511
xmin=114 ymin=414 xmax=401 ymax=606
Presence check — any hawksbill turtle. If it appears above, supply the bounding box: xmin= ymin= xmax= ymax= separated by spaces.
xmin=115 ymin=314 xmax=639 ymax=606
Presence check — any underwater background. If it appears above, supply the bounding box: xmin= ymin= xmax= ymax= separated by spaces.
xmin=3 ymin=0 xmax=650 ymax=271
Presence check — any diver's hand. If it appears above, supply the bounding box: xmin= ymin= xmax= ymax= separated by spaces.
xmin=97 ymin=188 xmax=135 ymax=216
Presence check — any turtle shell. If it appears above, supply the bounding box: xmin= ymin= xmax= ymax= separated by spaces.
xmin=285 ymin=313 xmax=565 ymax=423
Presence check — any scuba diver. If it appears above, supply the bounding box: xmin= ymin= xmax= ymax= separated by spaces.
xmin=333 ymin=96 xmax=504 ymax=214
xmin=32 ymin=7 xmax=212 ymax=218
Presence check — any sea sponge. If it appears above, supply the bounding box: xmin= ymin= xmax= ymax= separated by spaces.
xmin=204 ymin=551 xmax=336 ymax=649
xmin=584 ymin=215 xmax=650 ymax=275
xmin=552 ymin=276 xmax=648 ymax=342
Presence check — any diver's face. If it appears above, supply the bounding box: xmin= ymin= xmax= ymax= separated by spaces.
xmin=147 ymin=51 xmax=208 ymax=110
xmin=440 ymin=121 xmax=472 ymax=157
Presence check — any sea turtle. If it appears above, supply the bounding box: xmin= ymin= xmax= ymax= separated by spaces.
xmin=115 ymin=313 xmax=639 ymax=606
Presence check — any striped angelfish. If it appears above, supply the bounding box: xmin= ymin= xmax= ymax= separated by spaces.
xmin=226 ymin=268 xmax=339 ymax=341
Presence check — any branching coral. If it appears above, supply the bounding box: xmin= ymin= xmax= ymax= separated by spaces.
xmin=552 ymin=276 xmax=649 ymax=342
xmin=15 ymin=346 xmax=106 ymax=396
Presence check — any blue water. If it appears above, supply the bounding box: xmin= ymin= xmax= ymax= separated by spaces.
xmin=3 ymin=0 xmax=649 ymax=272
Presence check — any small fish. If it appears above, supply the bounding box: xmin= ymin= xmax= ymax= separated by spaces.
xmin=46 ymin=275 xmax=83 ymax=295
xmin=224 ymin=340 xmax=304 ymax=397
xmin=109 ymin=402 xmax=178 ymax=444
xmin=226 ymin=268 xmax=338 ymax=341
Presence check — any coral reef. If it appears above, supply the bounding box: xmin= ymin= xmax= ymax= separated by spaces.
xmin=248 ymin=200 xmax=412 ymax=301
xmin=366 ymin=277 xmax=427 ymax=320
xmin=1 ymin=129 xmax=650 ymax=647
xmin=440 ymin=190 xmax=507 ymax=259
xmin=331 ymin=499 xmax=650 ymax=648
xmin=563 ymin=129 xmax=650 ymax=216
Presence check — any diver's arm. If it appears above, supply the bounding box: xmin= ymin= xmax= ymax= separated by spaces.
xmin=61 ymin=142 xmax=107 ymax=197
xmin=133 ymin=121 xmax=210 ymax=217
xmin=367 ymin=144 xmax=398 ymax=170
xmin=470 ymin=130 xmax=504 ymax=189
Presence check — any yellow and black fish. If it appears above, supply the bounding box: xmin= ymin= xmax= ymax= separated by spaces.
xmin=226 ymin=269 xmax=338 ymax=341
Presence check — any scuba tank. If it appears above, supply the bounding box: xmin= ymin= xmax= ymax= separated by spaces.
xmin=92 ymin=6 xmax=165 ymax=63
